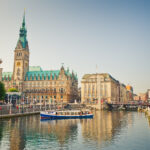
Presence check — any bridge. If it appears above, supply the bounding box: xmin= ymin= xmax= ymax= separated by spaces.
xmin=106 ymin=102 xmax=150 ymax=111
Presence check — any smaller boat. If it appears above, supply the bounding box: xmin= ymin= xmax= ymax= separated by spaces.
xmin=40 ymin=110 xmax=93 ymax=120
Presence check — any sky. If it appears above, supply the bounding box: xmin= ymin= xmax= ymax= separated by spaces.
xmin=0 ymin=0 xmax=150 ymax=94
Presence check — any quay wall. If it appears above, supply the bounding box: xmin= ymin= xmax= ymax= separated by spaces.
xmin=0 ymin=112 xmax=40 ymax=119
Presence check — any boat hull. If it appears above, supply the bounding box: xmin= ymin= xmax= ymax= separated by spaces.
xmin=40 ymin=113 xmax=93 ymax=120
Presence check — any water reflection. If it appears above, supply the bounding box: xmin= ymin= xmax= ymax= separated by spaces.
xmin=144 ymin=112 xmax=150 ymax=127
xmin=81 ymin=111 xmax=129 ymax=145
xmin=0 ymin=111 xmax=146 ymax=150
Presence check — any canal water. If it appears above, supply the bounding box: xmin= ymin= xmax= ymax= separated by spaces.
xmin=0 ymin=111 xmax=150 ymax=150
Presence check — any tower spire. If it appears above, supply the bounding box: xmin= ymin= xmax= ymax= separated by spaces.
xmin=22 ymin=8 xmax=25 ymax=27
xmin=16 ymin=10 xmax=28 ymax=49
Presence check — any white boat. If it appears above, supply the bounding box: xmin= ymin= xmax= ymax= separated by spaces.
xmin=40 ymin=110 xmax=93 ymax=120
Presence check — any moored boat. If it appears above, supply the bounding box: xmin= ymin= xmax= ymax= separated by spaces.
xmin=40 ymin=110 xmax=93 ymax=120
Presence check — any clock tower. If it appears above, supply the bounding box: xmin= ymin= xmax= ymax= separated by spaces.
xmin=13 ymin=12 xmax=29 ymax=91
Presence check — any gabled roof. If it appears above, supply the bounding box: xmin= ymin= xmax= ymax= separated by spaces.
xmin=25 ymin=70 xmax=60 ymax=81
xmin=2 ymin=72 xmax=13 ymax=81
xmin=2 ymin=67 xmax=78 ymax=81
xmin=25 ymin=66 xmax=78 ymax=81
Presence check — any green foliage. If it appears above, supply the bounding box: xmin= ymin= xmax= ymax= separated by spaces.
xmin=7 ymin=88 xmax=19 ymax=92
xmin=0 ymin=82 xmax=6 ymax=101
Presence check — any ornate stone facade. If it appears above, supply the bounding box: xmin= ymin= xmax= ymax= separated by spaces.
xmin=81 ymin=73 xmax=132 ymax=104
xmin=1 ymin=13 xmax=78 ymax=104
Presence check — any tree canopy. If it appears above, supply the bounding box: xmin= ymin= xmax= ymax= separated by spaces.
xmin=7 ymin=88 xmax=19 ymax=92
xmin=0 ymin=82 xmax=6 ymax=101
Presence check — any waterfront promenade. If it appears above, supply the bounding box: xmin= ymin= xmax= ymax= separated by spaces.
xmin=1 ymin=102 xmax=150 ymax=119
xmin=0 ymin=103 xmax=86 ymax=119
xmin=0 ymin=104 xmax=52 ymax=119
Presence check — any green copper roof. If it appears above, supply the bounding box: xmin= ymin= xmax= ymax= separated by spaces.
xmin=25 ymin=70 xmax=60 ymax=81
xmin=2 ymin=68 xmax=78 ymax=81
xmin=17 ymin=12 xmax=27 ymax=49
xmin=25 ymin=66 xmax=78 ymax=81
xmin=2 ymin=72 xmax=13 ymax=81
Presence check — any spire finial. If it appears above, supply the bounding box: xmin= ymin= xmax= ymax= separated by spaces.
xmin=17 ymin=9 xmax=28 ymax=49
xmin=61 ymin=63 xmax=64 ymax=70
xmin=22 ymin=8 xmax=26 ymax=27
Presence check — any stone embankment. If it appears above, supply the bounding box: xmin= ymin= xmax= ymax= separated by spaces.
xmin=0 ymin=111 xmax=40 ymax=119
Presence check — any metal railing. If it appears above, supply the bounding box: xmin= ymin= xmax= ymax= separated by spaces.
xmin=0 ymin=104 xmax=57 ymax=116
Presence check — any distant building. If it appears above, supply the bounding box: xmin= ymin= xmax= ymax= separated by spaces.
xmin=81 ymin=73 xmax=120 ymax=104
xmin=126 ymin=84 xmax=134 ymax=101
xmin=81 ymin=73 xmax=133 ymax=104
xmin=0 ymin=13 xmax=78 ymax=103
xmin=147 ymin=89 xmax=150 ymax=102
xmin=134 ymin=93 xmax=148 ymax=101
xmin=139 ymin=93 xmax=148 ymax=101
xmin=77 ymin=87 xmax=81 ymax=102
xmin=119 ymin=83 xmax=128 ymax=103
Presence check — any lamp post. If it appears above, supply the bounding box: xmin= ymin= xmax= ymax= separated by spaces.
xmin=19 ymin=95 xmax=21 ymax=113
xmin=35 ymin=98 xmax=36 ymax=112
xmin=49 ymin=98 xmax=51 ymax=110
xmin=40 ymin=98 xmax=42 ymax=110
xmin=61 ymin=99 xmax=63 ymax=110
xmin=50 ymin=98 xmax=53 ymax=110
xmin=9 ymin=95 xmax=12 ymax=114
xmin=32 ymin=98 xmax=34 ymax=112
xmin=45 ymin=98 xmax=46 ymax=111
xmin=21 ymin=95 xmax=23 ymax=113
xmin=26 ymin=96 xmax=28 ymax=113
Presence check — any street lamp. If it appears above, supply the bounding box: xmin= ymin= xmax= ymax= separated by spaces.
xmin=49 ymin=98 xmax=51 ymax=110
xmin=40 ymin=98 xmax=42 ymax=110
xmin=45 ymin=98 xmax=46 ymax=111
xmin=61 ymin=99 xmax=63 ymax=110
xmin=19 ymin=95 xmax=21 ymax=113
xmin=33 ymin=98 xmax=35 ymax=112
xmin=9 ymin=94 xmax=12 ymax=114
xmin=21 ymin=94 xmax=24 ymax=113
xmin=26 ymin=96 xmax=28 ymax=113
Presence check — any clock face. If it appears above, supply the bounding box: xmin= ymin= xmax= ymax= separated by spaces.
xmin=17 ymin=62 xmax=21 ymax=67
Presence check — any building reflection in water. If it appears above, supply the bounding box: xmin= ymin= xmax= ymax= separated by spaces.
xmin=80 ymin=111 xmax=129 ymax=145
xmin=39 ymin=119 xmax=78 ymax=145
xmin=9 ymin=118 xmax=26 ymax=150
xmin=148 ymin=117 xmax=150 ymax=127
xmin=0 ymin=111 xmax=134 ymax=149
xmin=0 ymin=118 xmax=27 ymax=150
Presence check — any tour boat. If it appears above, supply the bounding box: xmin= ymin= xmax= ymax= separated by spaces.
xmin=40 ymin=110 xmax=93 ymax=120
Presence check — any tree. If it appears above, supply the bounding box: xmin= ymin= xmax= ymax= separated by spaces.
xmin=0 ymin=82 xmax=6 ymax=102
xmin=7 ymin=88 xmax=19 ymax=92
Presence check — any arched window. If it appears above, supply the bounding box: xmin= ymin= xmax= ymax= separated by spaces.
xmin=60 ymin=88 xmax=63 ymax=93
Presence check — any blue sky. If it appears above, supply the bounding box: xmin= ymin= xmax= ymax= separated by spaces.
xmin=0 ymin=0 xmax=150 ymax=94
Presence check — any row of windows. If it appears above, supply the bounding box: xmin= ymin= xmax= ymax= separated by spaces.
xmin=26 ymin=95 xmax=63 ymax=100
xmin=84 ymin=84 xmax=109 ymax=97
xmin=84 ymin=84 xmax=109 ymax=91
xmin=84 ymin=84 xmax=95 ymax=93
xmin=25 ymin=81 xmax=64 ymax=86
xmin=85 ymin=77 xmax=106 ymax=82
xmin=16 ymin=53 xmax=22 ymax=57
xmin=25 ymin=88 xmax=65 ymax=93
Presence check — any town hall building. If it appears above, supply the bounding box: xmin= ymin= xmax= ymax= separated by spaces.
xmin=0 ymin=13 xmax=78 ymax=104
